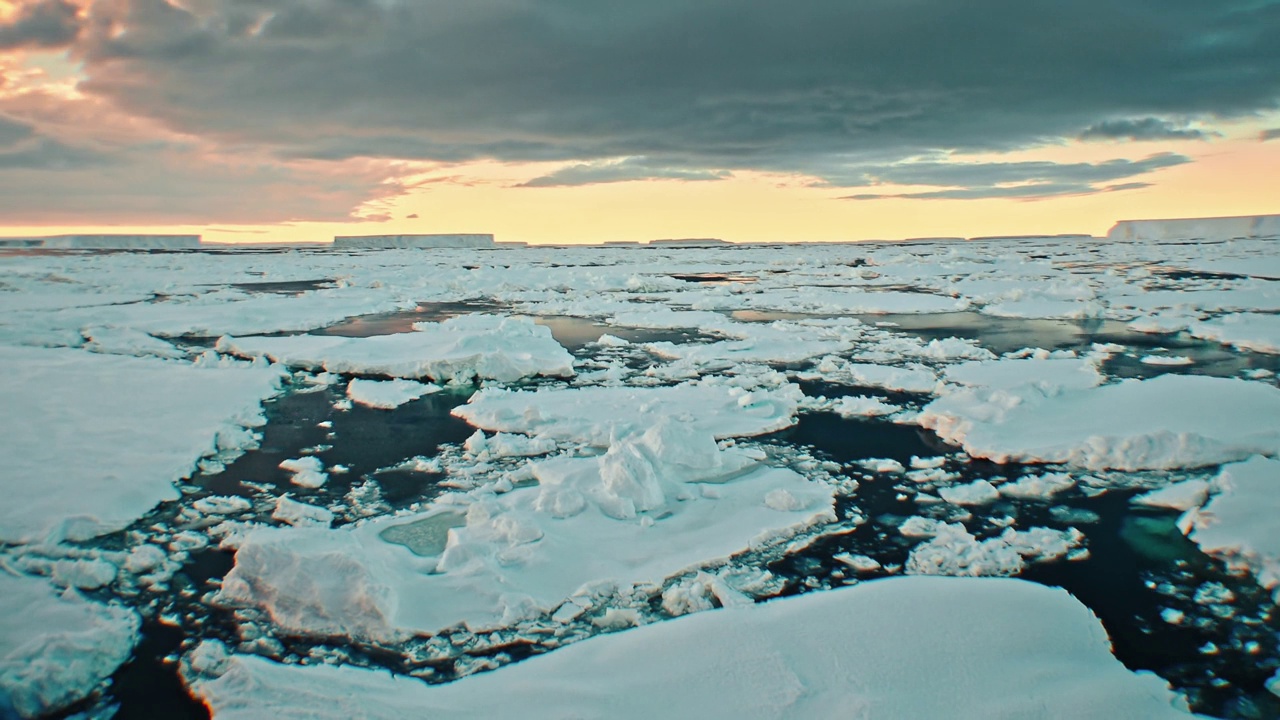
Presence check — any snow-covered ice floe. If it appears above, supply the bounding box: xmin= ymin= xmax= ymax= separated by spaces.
xmin=920 ymin=373 xmax=1280 ymax=470
xmin=217 ymin=416 xmax=834 ymax=640
xmin=1189 ymin=313 xmax=1280 ymax=355
xmin=0 ymin=345 xmax=283 ymax=543
xmin=0 ymin=572 xmax=139 ymax=719
xmin=1178 ymin=456 xmax=1280 ymax=601
xmin=219 ymin=314 xmax=574 ymax=383
xmin=187 ymin=576 xmax=1192 ymax=719
xmin=453 ymin=381 xmax=799 ymax=445
xmin=345 ymin=378 xmax=442 ymax=409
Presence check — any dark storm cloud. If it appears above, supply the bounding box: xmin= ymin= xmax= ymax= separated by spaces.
xmin=1080 ymin=118 xmax=1211 ymax=141
xmin=828 ymin=153 xmax=1190 ymax=189
xmin=0 ymin=0 xmax=1262 ymax=221
xmin=0 ymin=0 xmax=81 ymax=50
xmin=520 ymin=158 xmax=730 ymax=187
xmin=845 ymin=181 xmax=1153 ymax=201
xmin=1262 ymin=128 xmax=1280 ymax=141
xmin=839 ymin=154 xmax=1187 ymax=200
xmin=0 ymin=135 xmax=110 ymax=169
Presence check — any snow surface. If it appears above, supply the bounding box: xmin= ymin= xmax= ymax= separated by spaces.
xmin=1179 ymin=456 xmax=1280 ymax=598
xmin=904 ymin=520 xmax=1083 ymax=577
xmin=921 ymin=374 xmax=1280 ymax=470
xmin=218 ymin=418 xmax=834 ymax=639
xmin=1189 ymin=313 xmax=1280 ymax=354
xmin=219 ymin=314 xmax=573 ymax=382
xmin=0 ymin=573 xmax=139 ymax=719
xmin=189 ymin=576 xmax=1191 ymax=719
xmin=454 ymin=382 xmax=799 ymax=446
xmin=345 ymin=378 xmax=441 ymax=409
xmin=0 ymin=345 xmax=282 ymax=543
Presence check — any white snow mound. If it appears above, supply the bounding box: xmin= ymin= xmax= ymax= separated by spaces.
xmin=188 ymin=576 xmax=1192 ymax=719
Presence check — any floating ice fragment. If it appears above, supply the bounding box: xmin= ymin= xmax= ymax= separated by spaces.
xmin=219 ymin=314 xmax=574 ymax=382
xmin=1139 ymin=355 xmax=1194 ymax=366
xmin=272 ymin=496 xmax=335 ymax=527
xmin=279 ymin=457 xmax=327 ymax=488
xmin=938 ymin=480 xmax=1000 ymax=506
xmin=193 ymin=495 xmax=253 ymax=516
xmin=1132 ymin=480 xmax=1210 ymax=511
xmin=998 ymin=472 xmax=1075 ymax=500
xmin=1178 ymin=456 xmax=1280 ymax=599
xmin=906 ymin=524 xmax=1083 ymax=577
xmin=346 ymin=378 xmax=441 ymax=409
xmin=0 ymin=573 xmax=139 ymax=719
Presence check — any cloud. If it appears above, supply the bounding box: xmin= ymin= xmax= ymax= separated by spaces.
xmin=0 ymin=90 xmax=411 ymax=223
xmin=0 ymin=0 xmax=81 ymax=50
xmin=1262 ymin=128 xmax=1280 ymax=141
xmin=1080 ymin=117 xmax=1211 ymax=141
xmin=1 ymin=0 xmax=1276 ymax=219
xmin=839 ymin=153 xmax=1185 ymax=200
xmin=68 ymin=1 xmax=1280 ymax=178
xmin=844 ymin=181 xmax=1152 ymax=201
xmin=519 ymin=158 xmax=730 ymax=187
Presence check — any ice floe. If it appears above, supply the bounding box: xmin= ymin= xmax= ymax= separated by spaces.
xmin=903 ymin=519 xmax=1083 ymax=577
xmin=187 ymin=576 xmax=1191 ymax=719
xmin=345 ymin=378 xmax=442 ymax=409
xmin=454 ymin=382 xmax=799 ymax=446
xmin=219 ymin=314 xmax=574 ymax=383
xmin=1178 ymin=456 xmax=1280 ymax=600
xmin=0 ymin=573 xmax=139 ymax=719
xmin=218 ymin=416 xmax=834 ymax=639
xmin=0 ymin=346 xmax=282 ymax=543
xmin=1189 ymin=313 xmax=1280 ymax=355
xmin=921 ymin=374 xmax=1280 ymax=470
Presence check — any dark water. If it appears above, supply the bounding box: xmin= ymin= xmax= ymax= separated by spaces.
xmin=231 ymin=279 xmax=336 ymax=295
xmin=762 ymin=408 xmax=1280 ymax=719
xmin=312 ymin=304 xmax=712 ymax=355
xmin=314 ymin=301 xmax=504 ymax=337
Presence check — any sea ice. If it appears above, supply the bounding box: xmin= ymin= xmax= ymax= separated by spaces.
xmin=345 ymin=378 xmax=442 ymax=409
xmin=279 ymin=457 xmax=328 ymax=488
xmin=272 ymin=496 xmax=335 ymax=527
xmin=906 ymin=523 xmax=1083 ymax=577
xmin=219 ymin=314 xmax=574 ymax=382
xmin=806 ymin=357 xmax=938 ymax=393
xmin=1132 ymin=479 xmax=1211 ymax=512
xmin=218 ymin=419 xmax=834 ymax=639
xmin=1189 ymin=313 xmax=1280 ymax=355
xmin=1178 ymin=456 xmax=1280 ymax=598
xmin=0 ymin=573 xmax=139 ymax=719
xmin=454 ymin=382 xmax=799 ymax=446
xmin=920 ymin=374 xmax=1280 ymax=470
xmin=0 ymin=345 xmax=282 ymax=543
xmin=998 ymin=472 xmax=1076 ymax=500
xmin=937 ymin=479 xmax=1000 ymax=506
xmin=188 ymin=576 xmax=1191 ymax=719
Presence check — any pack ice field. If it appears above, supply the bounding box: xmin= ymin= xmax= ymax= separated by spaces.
xmin=2 ymin=232 xmax=1280 ymax=719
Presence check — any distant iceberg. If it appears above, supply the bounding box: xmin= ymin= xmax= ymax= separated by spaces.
xmin=1107 ymin=214 xmax=1280 ymax=242
xmin=331 ymin=233 xmax=495 ymax=248
xmin=0 ymin=234 xmax=201 ymax=249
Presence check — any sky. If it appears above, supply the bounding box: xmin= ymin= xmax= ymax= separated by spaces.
xmin=0 ymin=0 xmax=1278 ymax=245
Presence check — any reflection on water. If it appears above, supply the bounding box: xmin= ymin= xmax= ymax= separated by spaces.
xmin=230 ymin=279 xmax=336 ymax=295
xmin=533 ymin=315 xmax=711 ymax=352
xmin=315 ymin=301 xmax=504 ymax=337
